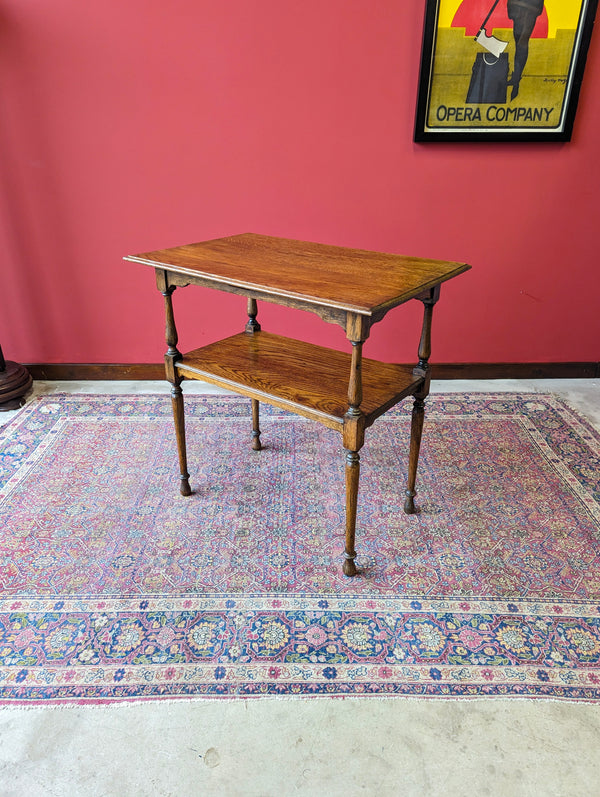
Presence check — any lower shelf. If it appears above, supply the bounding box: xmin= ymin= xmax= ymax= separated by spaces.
xmin=175 ymin=332 xmax=423 ymax=428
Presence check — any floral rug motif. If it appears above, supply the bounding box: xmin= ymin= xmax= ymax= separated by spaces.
xmin=0 ymin=393 xmax=599 ymax=703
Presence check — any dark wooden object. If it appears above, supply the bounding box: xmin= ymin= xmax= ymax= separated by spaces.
xmin=0 ymin=345 xmax=32 ymax=411
xmin=125 ymin=233 xmax=470 ymax=576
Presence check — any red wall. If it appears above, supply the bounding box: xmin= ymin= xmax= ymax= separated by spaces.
xmin=1 ymin=0 xmax=599 ymax=366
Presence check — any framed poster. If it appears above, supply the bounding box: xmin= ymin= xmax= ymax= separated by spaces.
xmin=414 ymin=0 xmax=598 ymax=141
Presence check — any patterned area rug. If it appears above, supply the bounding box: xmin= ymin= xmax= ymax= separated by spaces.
xmin=0 ymin=392 xmax=599 ymax=703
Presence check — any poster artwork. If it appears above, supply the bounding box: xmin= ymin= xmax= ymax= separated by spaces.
xmin=415 ymin=0 xmax=598 ymax=140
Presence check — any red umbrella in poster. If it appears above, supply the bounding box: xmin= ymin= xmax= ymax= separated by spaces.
xmin=452 ymin=0 xmax=548 ymax=37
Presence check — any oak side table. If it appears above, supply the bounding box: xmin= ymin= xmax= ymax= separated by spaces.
xmin=126 ymin=234 xmax=470 ymax=576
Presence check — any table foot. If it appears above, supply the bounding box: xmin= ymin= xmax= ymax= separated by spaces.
xmin=342 ymin=552 xmax=358 ymax=577
xmin=403 ymin=489 xmax=416 ymax=514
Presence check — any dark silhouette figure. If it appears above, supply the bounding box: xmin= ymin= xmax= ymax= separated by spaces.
xmin=507 ymin=0 xmax=545 ymax=99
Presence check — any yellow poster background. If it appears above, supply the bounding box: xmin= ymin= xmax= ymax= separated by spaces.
xmin=426 ymin=0 xmax=586 ymax=130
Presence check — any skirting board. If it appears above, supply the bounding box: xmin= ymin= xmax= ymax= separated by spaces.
xmin=26 ymin=362 xmax=600 ymax=381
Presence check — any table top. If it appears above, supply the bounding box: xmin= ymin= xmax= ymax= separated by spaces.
xmin=125 ymin=233 xmax=470 ymax=317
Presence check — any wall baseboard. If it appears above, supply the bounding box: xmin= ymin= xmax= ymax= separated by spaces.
xmin=27 ymin=364 xmax=166 ymax=381
xmin=431 ymin=362 xmax=599 ymax=379
xmin=26 ymin=362 xmax=600 ymax=381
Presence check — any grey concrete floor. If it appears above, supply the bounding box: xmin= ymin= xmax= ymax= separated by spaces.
xmin=0 ymin=379 xmax=599 ymax=797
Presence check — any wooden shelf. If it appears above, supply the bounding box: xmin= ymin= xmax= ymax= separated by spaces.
xmin=176 ymin=331 xmax=423 ymax=429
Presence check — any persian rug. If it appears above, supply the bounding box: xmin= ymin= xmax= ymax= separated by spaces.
xmin=0 ymin=392 xmax=599 ymax=704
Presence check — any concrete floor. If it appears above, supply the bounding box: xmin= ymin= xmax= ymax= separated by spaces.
xmin=0 ymin=379 xmax=599 ymax=797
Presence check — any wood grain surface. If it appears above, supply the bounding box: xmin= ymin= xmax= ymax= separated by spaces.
xmin=126 ymin=233 xmax=470 ymax=317
xmin=175 ymin=332 xmax=423 ymax=428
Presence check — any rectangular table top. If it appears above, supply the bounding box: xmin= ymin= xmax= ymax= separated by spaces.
xmin=125 ymin=233 xmax=470 ymax=317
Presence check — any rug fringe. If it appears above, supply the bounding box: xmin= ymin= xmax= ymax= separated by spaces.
xmin=2 ymin=693 xmax=600 ymax=711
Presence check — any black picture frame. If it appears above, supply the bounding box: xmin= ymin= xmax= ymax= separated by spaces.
xmin=414 ymin=0 xmax=598 ymax=142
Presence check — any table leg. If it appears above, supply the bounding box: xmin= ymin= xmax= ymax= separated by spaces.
xmin=251 ymin=398 xmax=262 ymax=451
xmin=342 ymin=338 xmax=365 ymax=577
xmin=343 ymin=450 xmax=360 ymax=576
xmin=171 ymin=383 xmax=192 ymax=496
xmin=245 ymin=298 xmax=263 ymax=451
xmin=403 ymin=286 xmax=438 ymax=514
xmin=159 ymin=277 xmax=192 ymax=497
xmin=245 ymin=297 xmax=261 ymax=333
xmin=404 ymin=395 xmax=425 ymax=514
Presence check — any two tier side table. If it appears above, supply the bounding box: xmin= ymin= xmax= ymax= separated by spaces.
xmin=125 ymin=234 xmax=470 ymax=576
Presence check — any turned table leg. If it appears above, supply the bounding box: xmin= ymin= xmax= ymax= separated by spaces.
xmin=245 ymin=297 xmax=261 ymax=334
xmin=245 ymin=297 xmax=263 ymax=451
xmin=159 ymin=275 xmax=192 ymax=497
xmin=171 ymin=382 xmax=192 ymax=496
xmin=404 ymin=286 xmax=439 ymax=514
xmin=342 ymin=336 xmax=366 ymax=577
xmin=404 ymin=394 xmax=425 ymax=514
xmin=251 ymin=398 xmax=262 ymax=451
xmin=343 ymin=450 xmax=360 ymax=576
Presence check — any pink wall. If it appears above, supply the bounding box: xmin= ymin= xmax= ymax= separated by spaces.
xmin=1 ymin=0 xmax=599 ymax=366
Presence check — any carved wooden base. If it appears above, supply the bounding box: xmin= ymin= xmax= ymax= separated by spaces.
xmin=0 ymin=360 xmax=33 ymax=412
